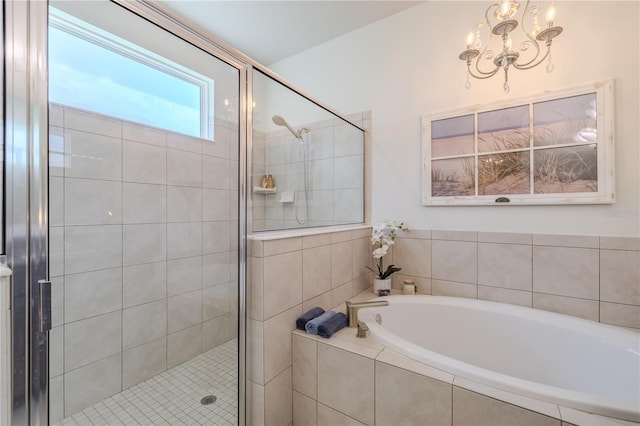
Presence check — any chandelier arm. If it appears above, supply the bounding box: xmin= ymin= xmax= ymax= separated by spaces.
xmin=468 ymin=64 xmax=501 ymax=80
xmin=513 ymin=0 xmax=543 ymax=68
xmin=512 ymin=45 xmax=550 ymax=70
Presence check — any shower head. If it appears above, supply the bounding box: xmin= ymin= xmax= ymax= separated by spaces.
xmin=272 ymin=114 xmax=309 ymax=141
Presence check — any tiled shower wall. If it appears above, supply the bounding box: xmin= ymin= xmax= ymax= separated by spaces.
xmin=247 ymin=228 xmax=373 ymax=426
xmin=252 ymin=112 xmax=369 ymax=231
xmin=48 ymin=104 xmax=238 ymax=420
xmin=391 ymin=230 xmax=640 ymax=329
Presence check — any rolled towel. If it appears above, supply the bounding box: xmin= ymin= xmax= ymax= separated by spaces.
xmin=305 ymin=311 xmax=337 ymax=335
xmin=318 ymin=312 xmax=348 ymax=339
xmin=296 ymin=307 xmax=325 ymax=330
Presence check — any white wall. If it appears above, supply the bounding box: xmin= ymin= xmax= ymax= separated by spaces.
xmin=270 ymin=1 xmax=640 ymax=236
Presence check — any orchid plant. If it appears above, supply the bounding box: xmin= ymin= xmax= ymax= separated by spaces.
xmin=366 ymin=220 xmax=409 ymax=280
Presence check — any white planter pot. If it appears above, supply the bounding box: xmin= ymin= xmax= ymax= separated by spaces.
xmin=373 ymin=278 xmax=391 ymax=295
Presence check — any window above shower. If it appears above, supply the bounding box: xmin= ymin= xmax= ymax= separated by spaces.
xmin=49 ymin=8 xmax=215 ymax=139
xmin=251 ymin=69 xmax=365 ymax=231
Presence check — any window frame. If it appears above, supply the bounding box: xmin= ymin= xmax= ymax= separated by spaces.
xmin=421 ymin=80 xmax=615 ymax=206
xmin=49 ymin=8 xmax=215 ymax=139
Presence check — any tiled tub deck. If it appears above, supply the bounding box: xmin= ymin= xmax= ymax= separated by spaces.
xmin=291 ymin=292 xmax=639 ymax=426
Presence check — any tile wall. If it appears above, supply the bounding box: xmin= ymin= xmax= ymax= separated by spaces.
xmin=48 ymin=104 xmax=239 ymax=420
xmin=247 ymin=228 xmax=373 ymax=425
xmin=390 ymin=230 xmax=640 ymax=329
xmin=292 ymin=328 xmax=607 ymax=426
xmin=252 ymin=112 xmax=369 ymax=231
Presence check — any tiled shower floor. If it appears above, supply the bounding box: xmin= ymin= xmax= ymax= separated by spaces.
xmin=54 ymin=339 xmax=238 ymax=426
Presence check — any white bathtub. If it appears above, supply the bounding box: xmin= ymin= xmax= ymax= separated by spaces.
xmin=358 ymin=295 xmax=640 ymax=423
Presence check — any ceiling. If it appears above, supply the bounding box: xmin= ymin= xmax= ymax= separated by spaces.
xmin=158 ymin=1 xmax=422 ymax=65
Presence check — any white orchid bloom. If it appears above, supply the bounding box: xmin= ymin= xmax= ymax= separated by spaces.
xmin=372 ymin=245 xmax=389 ymax=259
xmin=372 ymin=223 xmax=386 ymax=233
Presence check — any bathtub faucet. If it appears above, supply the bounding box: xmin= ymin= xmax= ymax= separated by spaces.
xmin=345 ymin=300 xmax=389 ymax=328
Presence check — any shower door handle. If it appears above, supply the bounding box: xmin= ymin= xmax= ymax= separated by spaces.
xmin=37 ymin=279 xmax=51 ymax=333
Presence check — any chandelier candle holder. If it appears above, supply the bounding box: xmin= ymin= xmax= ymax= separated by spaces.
xmin=459 ymin=0 xmax=563 ymax=93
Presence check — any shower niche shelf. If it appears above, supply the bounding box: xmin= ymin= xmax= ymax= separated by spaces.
xmin=253 ymin=186 xmax=277 ymax=194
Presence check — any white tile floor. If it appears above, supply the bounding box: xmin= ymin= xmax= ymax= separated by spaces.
xmin=54 ymin=339 xmax=238 ymax=426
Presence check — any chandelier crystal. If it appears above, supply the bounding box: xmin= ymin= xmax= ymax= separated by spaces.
xmin=459 ymin=0 xmax=563 ymax=93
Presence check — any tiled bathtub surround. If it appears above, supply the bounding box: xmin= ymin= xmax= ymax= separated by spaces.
xmin=49 ymin=103 xmax=239 ymax=420
xmin=247 ymin=227 xmax=372 ymax=425
xmin=390 ymin=230 xmax=640 ymax=329
xmin=292 ymin=322 xmax=631 ymax=426
xmin=252 ymin=112 xmax=369 ymax=231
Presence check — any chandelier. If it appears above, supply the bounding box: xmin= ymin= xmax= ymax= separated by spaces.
xmin=459 ymin=0 xmax=563 ymax=93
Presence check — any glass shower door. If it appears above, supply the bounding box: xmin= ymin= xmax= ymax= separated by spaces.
xmin=47 ymin=1 xmax=243 ymax=424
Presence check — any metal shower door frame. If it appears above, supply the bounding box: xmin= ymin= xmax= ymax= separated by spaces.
xmin=4 ymin=0 xmax=50 ymax=424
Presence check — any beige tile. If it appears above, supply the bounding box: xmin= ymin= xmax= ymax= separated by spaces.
xmin=50 ymin=227 xmax=65 ymax=278
xmin=317 ymin=344 xmax=374 ymax=425
xmin=375 ymin=361 xmax=452 ymax=426
xmin=432 ymin=280 xmax=477 ymax=299
xmin=203 ymin=251 xmax=231 ymax=287
xmin=249 ymin=380 xmax=265 ymax=426
xmin=392 ymin=238 xmax=431 ymax=278
xmin=203 ymin=189 xmax=231 ymax=221
xmin=123 ymin=261 xmax=166 ymax=308
xmin=202 ymin=155 xmax=230 ymax=189
xmin=50 ymin=375 xmax=64 ymax=423
xmin=168 ymin=290 xmax=202 ymax=334
xmin=264 ymin=237 xmax=303 ymax=256
xmin=265 ymin=367 xmax=293 ymax=426
xmin=533 ymin=246 xmax=599 ymax=299
xmin=350 ymin=274 xmax=369 ymax=296
xmin=533 ymin=234 xmax=599 ymax=249
xmin=600 ymin=302 xmax=640 ymax=329
xmin=600 ymin=236 xmax=640 ymax=251
xmin=478 ymin=232 xmax=532 ymax=244
xmin=317 ymin=403 xmax=366 ymax=426
xmin=122 ymin=337 xmax=166 ymax=389
xmin=167 ymin=256 xmax=202 ymax=297
xmin=264 ymin=306 xmax=302 ymax=383
xmin=600 ymin=250 xmax=640 ymax=305
xmin=432 ymin=240 xmax=477 ymax=284
xmin=250 ymin=239 xmax=265 ymax=258
xmin=558 ymin=406 xmax=633 ymax=426
xmin=352 ymin=237 xmax=372 ymax=278
xmin=167 ymin=148 xmax=202 ymax=187
xmin=478 ymin=243 xmax=532 ymax=291
xmin=123 ymin=120 xmax=166 ymax=147
xmin=122 ymin=183 xmax=166 ymax=224
xmin=64 ymin=268 xmax=122 ymax=323
xmin=397 ymin=229 xmax=431 ymax=240
xmin=65 ymin=107 xmax=121 ymax=137
xmin=123 ymin=300 xmax=167 ymax=350
xmin=303 ymin=245 xmax=332 ymax=301
xmin=376 ymin=349 xmax=454 ymax=384
xmin=64 ymin=311 xmax=121 ymax=371
xmin=533 ymin=293 xmax=599 ymax=321
xmin=64 ymin=178 xmax=122 ymax=226
xmin=293 ymin=333 xmax=317 ymax=398
xmin=454 ymin=377 xmax=561 ymax=420
xmin=249 ymin=257 xmax=264 ymax=321
xmin=202 ymin=312 xmax=237 ymax=350
xmin=352 ymin=227 xmax=371 ymax=239
xmin=51 ymin=276 xmax=64 ymax=327
xmin=49 ymin=326 xmax=64 ymax=378
xmin=167 ymin=222 xmax=202 ymax=259
xmin=479 ymin=286 xmax=532 ymax=307
xmin=303 ymin=233 xmax=332 ymax=249
xmin=65 ymin=130 xmax=122 ymax=181
xmin=167 ymin=186 xmax=202 ymax=222
xmin=167 ymin=324 xmax=202 ymax=368
xmin=167 ymin=131 xmax=202 ymax=153
xmin=331 ymin=231 xmax=353 ymax=244
xmin=392 ymin=274 xmax=431 ymax=294
xmin=333 ymin=189 xmax=363 ymax=223
xmin=302 ymin=291 xmax=333 ymax=313
xmin=293 ymin=391 xmax=317 ymax=426
xmin=49 ymin=177 xmax=63 ymax=227
xmin=64 ymin=354 xmax=121 ymax=416
xmin=432 ymin=230 xmax=477 ymax=242
xmin=50 ymin=103 xmax=64 ymax=127
xmin=248 ymin=319 xmax=264 ymax=385
xmin=202 ymin=283 xmax=231 ymax=320
xmin=123 ymin=140 xmax=166 ymax=185
xmin=65 ymin=225 xmax=122 ymax=274
xmin=202 ymin=221 xmax=231 ymax=255
xmin=123 ymin=224 xmax=167 ymax=266
xmin=331 ymin=281 xmax=353 ymax=308
xmin=453 ymin=387 xmax=560 ymax=426
xmin=263 ymin=251 xmax=303 ymax=319
xmin=331 ymin=241 xmax=353 ymax=288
